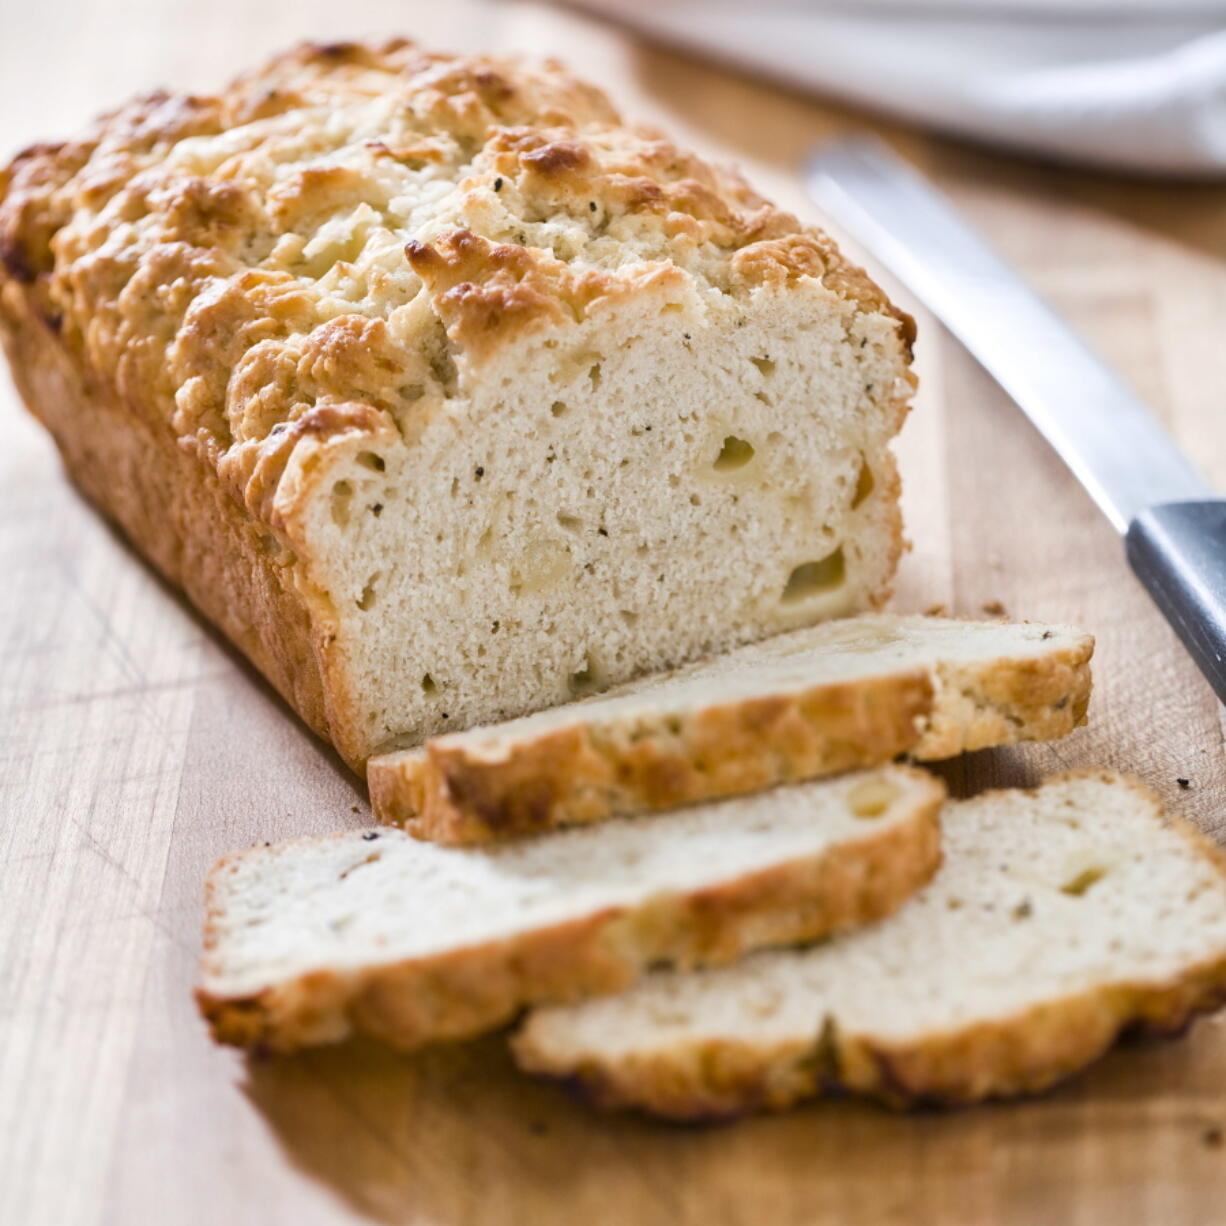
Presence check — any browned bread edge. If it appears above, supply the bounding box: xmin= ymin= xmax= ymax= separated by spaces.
xmin=510 ymin=772 xmax=1226 ymax=1120
xmin=197 ymin=769 xmax=944 ymax=1053
xmin=369 ymin=670 xmax=934 ymax=843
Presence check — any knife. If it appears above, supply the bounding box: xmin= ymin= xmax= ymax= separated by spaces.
xmin=806 ymin=137 xmax=1226 ymax=706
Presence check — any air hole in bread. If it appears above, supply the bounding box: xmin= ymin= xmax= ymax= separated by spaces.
xmin=569 ymin=654 xmax=601 ymax=696
xmin=1061 ymin=866 xmax=1107 ymax=897
xmin=420 ymin=673 xmax=437 ymax=695
xmin=357 ymin=574 xmax=380 ymax=611
xmin=556 ymin=513 xmax=582 ymax=533
xmin=588 ymin=363 xmax=602 ymax=389
xmin=357 ymin=451 xmax=385 ymax=472
xmin=847 ymin=777 xmax=899 ymax=819
xmin=429 ymin=345 xmax=458 ymax=395
xmin=713 ymin=435 xmax=756 ymax=472
xmin=550 ymin=400 xmax=568 ymax=418
xmin=750 ymin=356 xmax=776 ymax=377
xmin=331 ymin=481 xmax=353 ymax=528
xmin=781 ymin=548 xmax=845 ymax=604
xmin=511 ymin=537 xmax=570 ymax=595
xmin=851 ymin=456 xmax=875 ymax=508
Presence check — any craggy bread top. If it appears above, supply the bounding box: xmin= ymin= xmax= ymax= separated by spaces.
xmin=0 ymin=38 xmax=908 ymax=517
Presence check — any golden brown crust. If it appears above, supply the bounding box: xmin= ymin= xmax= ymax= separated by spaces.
xmin=370 ymin=671 xmax=933 ymax=843
xmin=404 ymin=226 xmax=691 ymax=361
xmin=0 ymin=37 xmax=907 ymax=507
xmin=913 ymin=632 xmax=1095 ymax=759
xmin=519 ymin=955 xmax=1226 ymax=1122
xmin=0 ymin=276 xmax=336 ymax=744
xmin=197 ymin=770 xmax=944 ymax=1052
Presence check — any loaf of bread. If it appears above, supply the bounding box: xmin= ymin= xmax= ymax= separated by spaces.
xmin=0 ymin=39 xmax=915 ymax=768
xmin=368 ymin=614 xmax=1092 ymax=842
xmin=197 ymin=765 xmax=943 ymax=1051
xmin=513 ymin=772 xmax=1226 ymax=1118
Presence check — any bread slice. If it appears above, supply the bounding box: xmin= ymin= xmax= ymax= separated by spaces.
xmin=368 ymin=615 xmax=1092 ymax=844
xmin=1 ymin=39 xmax=915 ymax=771
xmin=513 ymin=772 xmax=1226 ymax=1119
xmin=198 ymin=765 xmax=943 ymax=1052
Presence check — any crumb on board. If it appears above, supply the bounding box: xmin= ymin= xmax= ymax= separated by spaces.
xmin=1178 ymin=778 xmax=1191 ymax=790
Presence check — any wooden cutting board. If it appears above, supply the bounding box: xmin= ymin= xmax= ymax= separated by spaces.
xmin=3 ymin=3 xmax=1225 ymax=1223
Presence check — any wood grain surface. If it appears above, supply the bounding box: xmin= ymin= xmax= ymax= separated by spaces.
xmin=2 ymin=3 xmax=1225 ymax=1223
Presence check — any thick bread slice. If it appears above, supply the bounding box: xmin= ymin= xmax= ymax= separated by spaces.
xmin=198 ymin=765 xmax=944 ymax=1052
xmin=368 ymin=615 xmax=1092 ymax=844
xmin=513 ymin=771 xmax=1226 ymax=1119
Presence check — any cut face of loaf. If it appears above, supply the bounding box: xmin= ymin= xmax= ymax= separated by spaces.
xmin=513 ymin=772 xmax=1226 ymax=1119
xmin=0 ymin=39 xmax=915 ymax=769
xmin=197 ymin=765 xmax=943 ymax=1052
xmin=368 ymin=615 xmax=1093 ymax=844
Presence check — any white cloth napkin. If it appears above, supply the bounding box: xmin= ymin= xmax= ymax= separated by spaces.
xmin=565 ymin=1 xmax=1226 ymax=176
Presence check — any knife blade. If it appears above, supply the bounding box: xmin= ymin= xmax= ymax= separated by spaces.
xmin=806 ymin=137 xmax=1226 ymax=705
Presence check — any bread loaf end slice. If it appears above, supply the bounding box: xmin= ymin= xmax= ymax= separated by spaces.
xmin=513 ymin=771 xmax=1226 ymax=1118
xmin=199 ymin=765 xmax=943 ymax=1053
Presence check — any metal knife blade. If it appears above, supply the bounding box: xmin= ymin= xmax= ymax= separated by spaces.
xmin=806 ymin=137 xmax=1212 ymax=534
xmin=806 ymin=137 xmax=1226 ymax=706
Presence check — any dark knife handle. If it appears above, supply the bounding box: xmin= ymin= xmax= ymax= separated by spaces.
xmin=1126 ymin=501 xmax=1226 ymax=706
